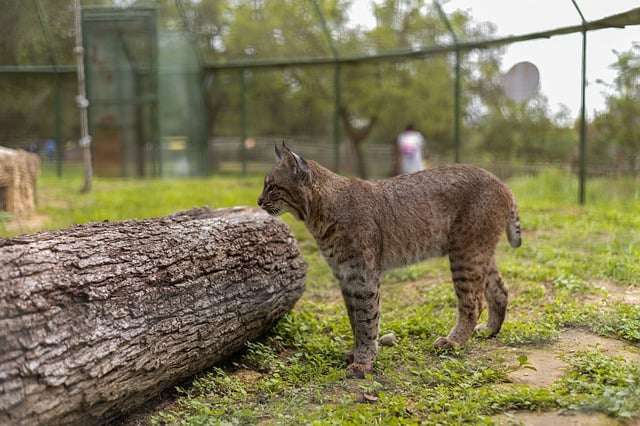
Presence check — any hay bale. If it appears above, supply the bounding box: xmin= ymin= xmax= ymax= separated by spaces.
xmin=0 ymin=147 xmax=40 ymax=216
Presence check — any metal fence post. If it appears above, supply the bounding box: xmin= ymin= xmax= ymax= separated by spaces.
xmin=434 ymin=1 xmax=461 ymax=163
xmin=572 ymin=0 xmax=588 ymax=204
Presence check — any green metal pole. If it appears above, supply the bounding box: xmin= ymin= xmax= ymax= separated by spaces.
xmin=151 ymin=8 xmax=160 ymax=177
xmin=434 ymin=1 xmax=461 ymax=163
xmin=55 ymin=73 xmax=62 ymax=177
xmin=310 ymin=0 xmax=341 ymax=171
xmin=454 ymin=49 xmax=461 ymax=163
xmin=334 ymin=63 xmax=341 ymax=172
xmin=572 ymin=0 xmax=587 ymax=204
xmin=578 ymin=30 xmax=587 ymax=204
xmin=240 ymin=69 xmax=247 ymax=175
xmin=35 ymin=0 xmax=63 ymax=176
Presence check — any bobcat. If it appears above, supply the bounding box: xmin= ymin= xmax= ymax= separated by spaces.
xmin=258 ymin=144 xmax=521 ymax=379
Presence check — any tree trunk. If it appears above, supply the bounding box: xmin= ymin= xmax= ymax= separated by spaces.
xmin=0 ymin=207 xmax=307 ymax=425
xmin=339 ymin=107 xmax=377 ymax=179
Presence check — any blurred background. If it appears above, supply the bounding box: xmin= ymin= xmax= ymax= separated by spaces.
xmin=1 ymin=0 xmax=638 ymax=181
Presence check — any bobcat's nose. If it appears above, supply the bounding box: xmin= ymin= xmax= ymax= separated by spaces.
xmin=257 ymin=193 xmax=264 ymax=207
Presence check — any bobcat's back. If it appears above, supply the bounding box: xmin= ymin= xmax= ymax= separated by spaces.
xmin=304 ymin=163 xmax=521 ymax=270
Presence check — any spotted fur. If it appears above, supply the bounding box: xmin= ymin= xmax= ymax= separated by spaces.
xmin=258 ymin=144 xmax=521 ymax=378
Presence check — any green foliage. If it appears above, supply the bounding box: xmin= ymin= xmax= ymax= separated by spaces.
xmin=0 ymin=210 xmax=12 ymax=223
xmin=472 ymin=95 xmax=576 ymax=163
xmin=592 ymin=43 xmax=640 ymax=174
xmin=5 ymin=0 xmax=608 ymax=175
xmin=556 ymin=350 xmax=640 ymax=418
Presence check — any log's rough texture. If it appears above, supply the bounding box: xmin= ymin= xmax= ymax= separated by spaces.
xmin=0 ymin=206 xmax=307 ymax=425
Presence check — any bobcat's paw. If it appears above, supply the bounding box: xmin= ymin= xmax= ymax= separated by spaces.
xmin=433 ymin=336 xmax=458 ymax=349
xmin=474 ymin=324 xmax=497 ymax=338
xmin=344 ymin=350 xmax=354 ymax=364
xmin=346 ymin=362 xmax=373 ymax=379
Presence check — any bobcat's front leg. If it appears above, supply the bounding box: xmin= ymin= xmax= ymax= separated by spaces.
xmin=340 ymin=275 xmax=381 ymax=379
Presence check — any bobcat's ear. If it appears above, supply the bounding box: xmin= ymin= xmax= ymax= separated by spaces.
xmin=291 ymin=151 xmax=309 ymax=180
xmin=274 ymin=141 xmax=289 ymax=162
xmin=280 ymin=144 xmax=310 ymax=183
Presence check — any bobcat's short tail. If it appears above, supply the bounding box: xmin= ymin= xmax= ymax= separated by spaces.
xmin=506 ymin=194 xmax=522 ymax=248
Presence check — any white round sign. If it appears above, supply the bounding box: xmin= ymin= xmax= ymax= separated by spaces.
xmin=503 ymin=61 xmax=540 ymax=102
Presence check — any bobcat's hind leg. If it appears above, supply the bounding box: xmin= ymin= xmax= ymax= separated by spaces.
xmin=434 ymin=254 xmax=487 ymax=349
xmin=475 ymin=259 xmax=508 ymax=337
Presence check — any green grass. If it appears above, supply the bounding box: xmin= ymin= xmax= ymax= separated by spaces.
xmin=2 ymin=166 xmax=639 ymax=424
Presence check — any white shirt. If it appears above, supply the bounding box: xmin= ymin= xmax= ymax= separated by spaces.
xmin=397 ymin=130 xmax=425 ymax=174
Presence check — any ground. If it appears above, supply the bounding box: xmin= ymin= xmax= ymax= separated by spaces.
xmin=119 ymin=276 xmax=640 ymax=425
xmin=2 ymin=170 xmax=638 ymax=425
xmin=490 ymin=278 xmax=640 ymax=425
xmin=495 ymin=327 xmax=640 ymax=425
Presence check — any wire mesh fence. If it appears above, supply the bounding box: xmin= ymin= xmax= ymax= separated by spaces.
xmin=1 ymin=1 xmax=638 ymax=185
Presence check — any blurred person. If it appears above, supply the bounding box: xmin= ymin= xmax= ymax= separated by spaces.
xmin=45 ymin=138 xmax=56 ymax=162
xmin=396 ymin=123 xmax=426 ymax=174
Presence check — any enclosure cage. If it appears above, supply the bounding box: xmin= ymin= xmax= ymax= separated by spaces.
xmin=1 ymin=1 xmax=639 ymax=198
xmin=82 ymin=7 xmax=159 ymax=177
xmin=83 ymin=6 xmax=207 ymax=177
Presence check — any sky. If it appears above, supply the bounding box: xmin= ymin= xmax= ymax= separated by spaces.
xmin=348 ymin=0 xmax=640 ymax=119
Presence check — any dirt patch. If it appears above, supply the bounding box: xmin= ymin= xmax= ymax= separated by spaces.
xmin=234 ymin=369 xmax=263 ymax=386
xmin=495 ymin=410 xmax=616 ymax=425
xmin=595 ymin=280 xmax=640 ymax=305
xmin=493 ymin=329 xmax=640 ymax=425
xmin=504 ymin=329 xmax=640 ymax=388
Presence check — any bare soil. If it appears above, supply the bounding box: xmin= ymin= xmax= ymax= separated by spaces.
xmin=496 ymin=411 xmax=621 ymax=425
xmin=492 ymin=281 xmax=640 ymax=425
xmin=504 ymin=329 xmax=640 ymax=389
xmin=492 ymin=328 xmax=640 ymax=425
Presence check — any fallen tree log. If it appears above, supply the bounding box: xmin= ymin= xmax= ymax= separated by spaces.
xmin=0 ymin=206 xmax=307 ymax=425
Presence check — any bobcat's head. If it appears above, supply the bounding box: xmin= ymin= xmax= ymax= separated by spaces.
xmin=258 ymin=144 xmax=313 ymax=221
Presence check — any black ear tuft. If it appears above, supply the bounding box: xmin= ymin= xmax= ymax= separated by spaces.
xmin=282 ymin=141 xmax=294 ymax=157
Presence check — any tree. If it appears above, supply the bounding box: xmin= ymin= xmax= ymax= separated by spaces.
xmin=463 ymin=33 xmax=576 ymax=167
xmin=2 ymin=0 xmax=557 ymax=177
xmin=0 ymin=0 xmax=79 ymax=148
xmin=593 ymin=43 xmax=640 ymax=176
xmin=339 ymin=1 xmax=455 ymax=174
xmin=473 ymin=94 xmax=575 ymax=165
xmin=335 ymin=3 xmax=519 ymax=175
xmin=182 ymin=0 xmax=507 ymax=177
xmin=199 ymin=0 xmax=349 ymax=140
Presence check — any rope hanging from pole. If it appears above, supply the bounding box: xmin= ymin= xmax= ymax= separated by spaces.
xmin=74 ymin=0 xmax=93 ymax=193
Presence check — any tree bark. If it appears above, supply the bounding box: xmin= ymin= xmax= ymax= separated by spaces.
xmin=0 ymin=206 xmax=307 ymax=425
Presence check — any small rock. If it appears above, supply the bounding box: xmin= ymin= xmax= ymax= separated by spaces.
xmin=361 ymin=392 xmax=378 ymax=403
xmin=380 ymin=333 xmax=397 ymax=347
